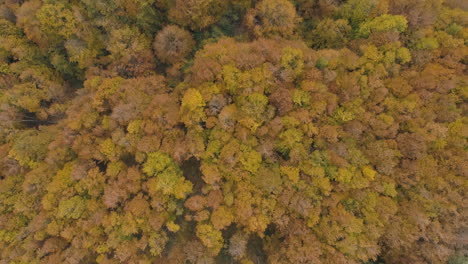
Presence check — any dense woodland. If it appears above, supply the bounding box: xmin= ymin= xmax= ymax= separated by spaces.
xmin=0 ymin=0 xmax=467 ymax=263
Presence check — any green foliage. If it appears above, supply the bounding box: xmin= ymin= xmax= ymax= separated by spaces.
xmin=309 ymin=19 xmax=352 ymax=49
xmin=222 ymin=65 xmax=242 ymax=94
xmin=4 ymin=83 xmax=48 ymax=113
xmin=148 ymin=165 xmax=192 ymax=198
xmin=448 ymin=255 xmax=468 ymax=264
xmin=358 ymin=15 xmax=408 ymax=38
xmin=239 ymin=93 xmax=269 ymax=118
xmin=36 ymin=3 xmax=77 ymax=39
xmin=316 ymin=57 xmax=329 ymax=69
xmin=196 ymin=223 xmax=224 ymax=255
xmin=337 ymin=0 xmax=380 ymax=28
xmin=143 ymin=151 xmax=173 ymax=176
xmin=395 ymin=47 xmax=411 ymax=64
xmin=9 ymin=129 xmax=55 ymax=168
xmin=145 ymin=152 xmax=193 ymax=199
xmin=281 ymin=47 xmax=304 ymax=77
xmin=239 ymin=145 xmax=262 ymax=173
xmin=292 ymin=89 xmax=310 ymax=107
xmin=415 ymin=37 xmax=440 ymax=50
xmin=275 ymin=128 xmax=304 ymax=157
xmin=57 ymin=196 xmax=87 ymax=219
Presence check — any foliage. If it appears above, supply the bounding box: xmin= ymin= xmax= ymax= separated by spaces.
xmin=245 ymin=0 xmax=300 ymax=38
xmin=358 ymin=14 xmax=408 ymax=38
xmin=0 ymin=0 xmax=466 ymax=263
xmin=153 ymin=25 xmax=194 ymax=64
xmin=169 ymin=0 xmax=228 ymax=30
xmin=309 ymin=18 xmax=352 ymax=49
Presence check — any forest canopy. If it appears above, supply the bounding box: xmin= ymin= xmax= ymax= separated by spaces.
xmin=0 ymin=0 xmax=467 ymax=263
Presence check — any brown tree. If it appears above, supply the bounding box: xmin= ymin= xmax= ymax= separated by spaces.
xmin=153 ymin=25 xmax=194 ymax=65
xmin=245 ymin=0 xmax=301 ymax=38
xmin=169 ymin=0 xmax=228 ymax=30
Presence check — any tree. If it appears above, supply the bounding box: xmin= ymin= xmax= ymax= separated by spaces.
xmin=396 ymin=133 xmax=427 ymax=159
xmin=196 ymin=223 xmax=224 ymax=255
xmin=180 ymin=88 xmax=206 ymax=127
xmin=153 ymin=25 xmax=194 ymax=64
xmin=144 ymin=151 xmax=193 ymax=199
xmin=245 ymin=0 xmax=300 ymax=38
xmin=211 ymin=205 xmax=234 ymax=230
xmin=309 ymin=19 xmax=351 ymax=49
xmin=8 ymin=128 xmax=56 ymax=168
xmin=169 ymin=0 xmax=228 ymax=30
xmin=36 ymin=3 xmax=77 ymax=39
xmin=389 ymin=0 xmax=443 ymax=29
xmin=57 ymin=196 xmax=87 ymax=219
xmin=336 ymin=0 xmax=383 ymax=28
xmin=0 ymin=1 xmax=466 ymax=263
xmin=228 ymin=231 xmax=249 ymax=259
xmin=358 ymin=15 xmax=408 ymax=38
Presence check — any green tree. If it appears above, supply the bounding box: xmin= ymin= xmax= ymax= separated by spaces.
xmin=309 ymin=19 xmax=351 ymax=49
xmin=358 ymin=14 xmax=408 ymax=38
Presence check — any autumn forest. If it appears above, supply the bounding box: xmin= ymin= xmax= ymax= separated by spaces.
xmin=0 ymin=0 xmax=467 ymax=263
